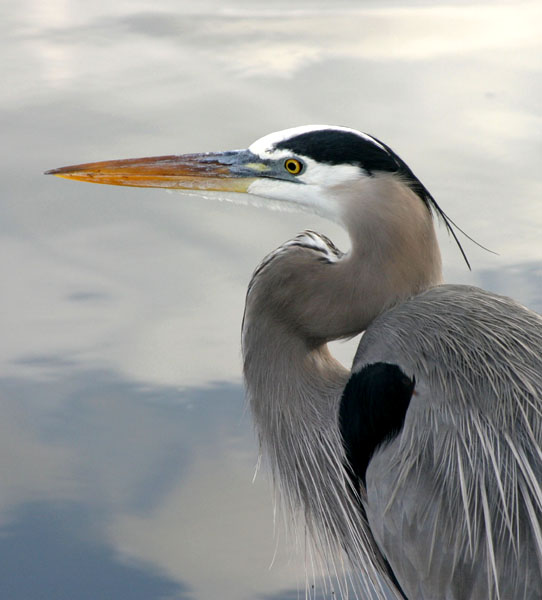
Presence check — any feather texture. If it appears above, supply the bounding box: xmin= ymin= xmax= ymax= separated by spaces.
xmin=357 ymin=284 xmax=542 ymax=599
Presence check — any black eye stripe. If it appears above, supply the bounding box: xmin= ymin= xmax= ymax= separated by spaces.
xmin=276 ymin=130 xmax=397 ymax=172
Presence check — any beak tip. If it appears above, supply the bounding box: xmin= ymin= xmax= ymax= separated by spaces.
xmin=45 ymin=167 xmax=69 ymax=176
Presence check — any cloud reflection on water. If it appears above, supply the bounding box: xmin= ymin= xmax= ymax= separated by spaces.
xmin=0 ymin=502 xmax=193 ymax=600
xmin=0 ymin=366 xmax=307 ymax=599
xmin=2 ymin=1 xmax=542 ymax=598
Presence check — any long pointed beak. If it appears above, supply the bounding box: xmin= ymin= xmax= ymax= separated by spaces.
xmin=45 ymin=150 xmax=266 ymax=193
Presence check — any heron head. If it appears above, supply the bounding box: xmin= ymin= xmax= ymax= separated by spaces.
xmin=46 ymin=125 xmax=435 ymax=227
xmin=244 ymin=125 xmax=437 ymax=222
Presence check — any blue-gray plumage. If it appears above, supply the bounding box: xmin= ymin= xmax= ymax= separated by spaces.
xmin=354 ymin=285 xmax=542 ymax=599
xmin=47 ymin=125 xmax=542 ymax=600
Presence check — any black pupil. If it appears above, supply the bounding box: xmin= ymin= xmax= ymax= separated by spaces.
xmin=288 ymin=161 xmax=298 ymax=172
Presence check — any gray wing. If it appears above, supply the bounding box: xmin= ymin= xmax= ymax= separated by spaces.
xmin=353 ymin=284 xmax=542 ymax=600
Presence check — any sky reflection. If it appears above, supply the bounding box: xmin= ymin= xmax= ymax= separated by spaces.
xmin=2 ymin=0 xmax=542 ymax=598
xmin=0 ymin=502 xmax=192 ymax=600
xmin=0 ymin=366 xmax=308 ymax=599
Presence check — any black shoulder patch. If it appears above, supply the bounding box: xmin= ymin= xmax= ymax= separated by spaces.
xmin=339 ymin=362 xmax=414 ymax=487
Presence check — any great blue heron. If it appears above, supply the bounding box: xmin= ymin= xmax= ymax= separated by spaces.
xmin=47 ymin=125 xmax=542 ymax=599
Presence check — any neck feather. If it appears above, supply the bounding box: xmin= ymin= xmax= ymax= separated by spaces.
xmin=341 ymin=174 xmax=443 ymax=310
xmin=241 ymin=174 xmax=442 ymax=595
xmin=243 ymin=327 xmax=390 ymax=594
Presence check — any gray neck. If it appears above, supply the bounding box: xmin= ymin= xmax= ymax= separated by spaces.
xmin=243 ymin=325 xmax=386 ymax=595
xmin=339 ymin=174 xmax=443 ymax=329
xmin=241 ymin=175 xmax=442 ymax=594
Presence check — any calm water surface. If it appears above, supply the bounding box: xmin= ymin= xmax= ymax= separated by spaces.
xmin=2 ymin=1 xmax=542 ymax=598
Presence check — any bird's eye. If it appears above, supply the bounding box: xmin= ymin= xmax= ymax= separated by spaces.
xmin=284 ymin=158 xmax=303 ymax=175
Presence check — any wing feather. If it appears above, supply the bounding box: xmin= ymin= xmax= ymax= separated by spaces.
xmin=354 ymin=284 xmax=542 ymax=599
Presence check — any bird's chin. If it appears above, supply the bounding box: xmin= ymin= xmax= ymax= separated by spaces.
xmin=248 ymin=178 xmax=342 ymax=222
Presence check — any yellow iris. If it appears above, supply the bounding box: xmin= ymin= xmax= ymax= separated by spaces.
xmin=284 ymin=159 xmax=303 ymax=175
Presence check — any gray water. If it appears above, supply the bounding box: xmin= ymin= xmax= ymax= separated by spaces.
xmin=2 ymin=1 xmax=542 ymax=598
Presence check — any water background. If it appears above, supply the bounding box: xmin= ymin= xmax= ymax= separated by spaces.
xmin=2 ymin=1 xmax=542 ymax=598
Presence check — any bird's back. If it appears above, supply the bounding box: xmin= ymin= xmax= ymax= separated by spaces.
xmin=351 ymin=284 xmax=542 ymax=599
